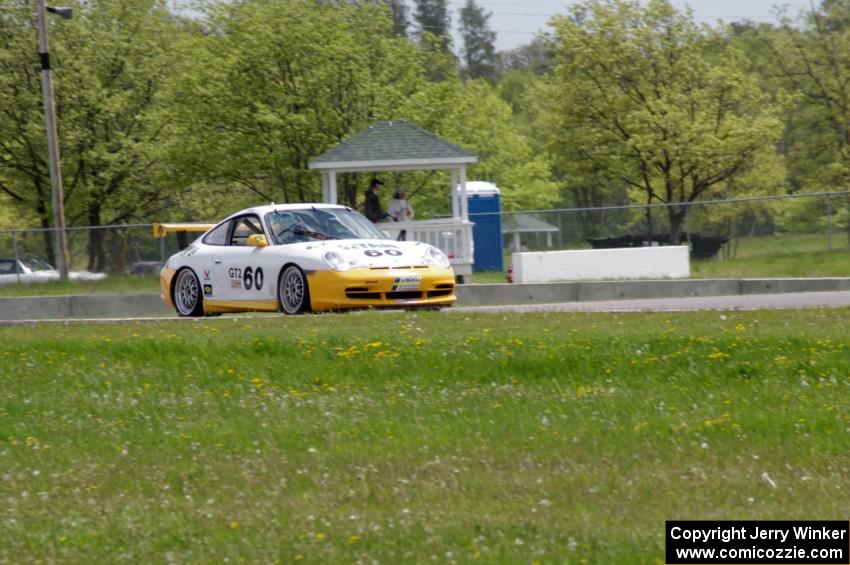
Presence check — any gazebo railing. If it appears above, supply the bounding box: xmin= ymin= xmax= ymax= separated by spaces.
xmin=378 ymin=219 xmax=473 ymax=271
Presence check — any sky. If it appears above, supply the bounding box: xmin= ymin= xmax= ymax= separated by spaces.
xmin=445 ymin=0 xmax=818 ymax=52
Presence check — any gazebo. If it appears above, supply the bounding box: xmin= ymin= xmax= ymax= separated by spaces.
xmin=308 ymin=120 xmax=479 ymax=279
xmin=502 ymin=213 xmax=561 ymax=251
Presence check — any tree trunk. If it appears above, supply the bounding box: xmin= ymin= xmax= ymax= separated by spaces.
xmin=846 ymin=198 xmax=850 ymax=247
xmin=668 ymin=205 xmax=687 ymax=246
xmin=112 ymin=230 xmax=127 ymax=274
xmin=295 ymin=168 xmax=306 ymax=202
xmin=37 ymin=201 xmax=55 ymax=266
xmin=87 ymin=206 xmax=106 ymax=272
xmin=572 ymin=186 xmax=606 ymax=238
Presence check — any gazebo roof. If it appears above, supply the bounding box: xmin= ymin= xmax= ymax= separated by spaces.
xmin=502 ymin=213 xmax=560 ymax=234
xmin=308 ymin=120 xmax=478 ymax=172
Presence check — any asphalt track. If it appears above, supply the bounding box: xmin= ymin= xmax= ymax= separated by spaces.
xmin=2 ymin=290 xmax=850 ymax=325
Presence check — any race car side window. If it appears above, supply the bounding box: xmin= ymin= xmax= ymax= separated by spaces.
xmin=203 ymin=221 xmax=230 ymax=246
xmin=0 ymin=259 xmax=16 ymax=274
xmin=229 ymin=215 xmax=263 ymax=246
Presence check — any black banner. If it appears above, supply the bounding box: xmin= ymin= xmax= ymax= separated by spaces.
xmin=666 ymin=521 xmax=849 ymax=564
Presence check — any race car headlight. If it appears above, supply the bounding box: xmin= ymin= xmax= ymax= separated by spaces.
xmin=322 ymin=250 xmax=362 ymax=272
xmin=422 ymin=245 xmax=450 ymax=268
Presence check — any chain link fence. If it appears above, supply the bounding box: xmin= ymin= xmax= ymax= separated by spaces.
xmin=0 ymin=191 xmax=848 ymax=282
xmin=0 ymin=224 xmax=186 ymax=280
xmin=493 ymin=191 xmax=850 ymax=261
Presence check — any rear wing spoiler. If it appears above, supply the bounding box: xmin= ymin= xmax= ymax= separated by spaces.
xmin=152 ymin=223 xmax=215 ymax=239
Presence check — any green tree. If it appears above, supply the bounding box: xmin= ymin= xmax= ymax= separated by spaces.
xmin=760 ymin=2 xmax=850 ymax=238
xmin=391 ymin=79 xmax=557 ymax=214
xmin=757 ymin=1 xmax=850 ymax=238
xmin=499 ymin=36 xmax=554 ymax=76
xmin=449 ymin=81 xmax=557 ymax=211
xmin=62 ymin=0 xmax=184 ymax=270
xmin=497 ymin=69 xmax=534 ymax=114
xmin=0 ymin=194 xmax=21 ymax=230
xmin=459 ymin=0 xmax=497 ymax=81
xmin=0 ymin=0 xmax=184 ymax=269
xmin=0 ymin=0 xmax=66 ymax=261
xmin=543 ymin=0 xmax=785 ymax=242
xmin=168 ymin=0 xmax=431 ymax=212
xmin=413 ymin=0 xmax=452 ymax=53
xmin=383 ymin=0 xmax=410 ymax=37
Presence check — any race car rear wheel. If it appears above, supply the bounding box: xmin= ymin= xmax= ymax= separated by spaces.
xmin=279 ymin=265 xmax=311 ymax=315
xmin=173 ymin=268 xmax=204 ymax=317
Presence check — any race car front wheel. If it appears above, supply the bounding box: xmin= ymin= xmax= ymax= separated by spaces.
xmin=173 ymin=268 xmax=204 ymax=317
xmin=279 ymin=265 xmax=311 ymax=315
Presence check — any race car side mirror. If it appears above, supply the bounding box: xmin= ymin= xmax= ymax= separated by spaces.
xmin=247 ymin=234 xmax=269 ymax=247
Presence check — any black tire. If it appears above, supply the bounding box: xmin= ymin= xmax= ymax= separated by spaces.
xmin=278 ymin=265 xmax=311 ymax=315
xmin=173 ymin=268 xmax=204 ymax=317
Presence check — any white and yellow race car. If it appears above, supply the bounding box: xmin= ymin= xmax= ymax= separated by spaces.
xmin=155 ymin=204 xmax=456 ymax=316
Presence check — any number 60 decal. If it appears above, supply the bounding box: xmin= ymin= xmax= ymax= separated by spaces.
xmin=364 ymin=249 xmax=402 ymax=257
xmin=243 ymin=266 xmax=264 ymax=290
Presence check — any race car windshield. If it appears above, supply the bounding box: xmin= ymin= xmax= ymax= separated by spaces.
xmin=267 ymin=208 xmax=389 ymax=245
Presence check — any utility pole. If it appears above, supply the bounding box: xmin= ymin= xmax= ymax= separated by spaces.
xmin=36 ymin=1 xmax=72 ymax=280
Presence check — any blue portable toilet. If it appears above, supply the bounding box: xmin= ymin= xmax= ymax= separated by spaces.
xmin=465 ymin=181 xmax=503 ymax=272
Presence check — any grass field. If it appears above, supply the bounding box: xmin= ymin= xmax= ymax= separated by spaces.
xmin=691 ymin=233 xmax=850 ymax=279
xmin=2 ymin=309 xmax=850 ymax=562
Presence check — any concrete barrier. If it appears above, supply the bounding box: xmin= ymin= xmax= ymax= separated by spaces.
xmin=512 ymin=246 xmax=690 ymax=283
xmin=574 ymin=279 xmax=740 ymax=302
xmin=0 ymin=296 xmax=72 ymax=320
xmin=739 ymin=277 xmax=850 ymax=295
xmin=0 ymin=294 xmax=169 ymax=321
xmin=455 ymin=278 xmax=850 ymax=307
xmin=67 ymin=294 xmax=169 ymax=318
xmin=456 ymin=282 xmax=579 ymax=306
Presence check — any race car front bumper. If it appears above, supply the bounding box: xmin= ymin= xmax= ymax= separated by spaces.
xmin=307 ymin=266 xmax=456 ymax=311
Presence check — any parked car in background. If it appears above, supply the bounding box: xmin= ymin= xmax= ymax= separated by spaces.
xmin=127 ymin=260 xmax=164 ymax=275
xmin=0 ymin=256 xmax=107 ymax=284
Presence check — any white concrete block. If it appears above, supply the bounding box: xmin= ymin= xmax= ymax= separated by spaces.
xmin=513 ymin=246 xmax=690 ymax=283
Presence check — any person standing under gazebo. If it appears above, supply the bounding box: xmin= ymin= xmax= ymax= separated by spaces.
xmin=388 ymin=189 xmax=414 ymax=240
xmin=363 ymin=178 xmax=385 ymax=223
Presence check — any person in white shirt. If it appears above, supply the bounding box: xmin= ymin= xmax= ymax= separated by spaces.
xmin=387 ymin=190 xmax=414 ymax=240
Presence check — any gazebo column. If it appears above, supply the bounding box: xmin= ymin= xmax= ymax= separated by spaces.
xmin=329 ymin=171 xmax=338 ymax=205
xmin=459 ymin=166 xmax=468 ymax=222
xmin=450 ymin=169 xmax=459 ymax=219
xmin=321 ymin=172 xmax=330 ymax=203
